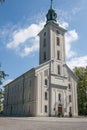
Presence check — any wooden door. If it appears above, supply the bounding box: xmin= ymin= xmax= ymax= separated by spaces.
xmin=58 ymin=105 xmax=62 ymax=113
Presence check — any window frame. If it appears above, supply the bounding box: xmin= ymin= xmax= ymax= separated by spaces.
xmin=45 ymin=79 xmax=47 ymax=86
xmin=57 ymin=50 xmax=61 ymax=60
xmin=58 ymin=93 xmax=61 ymax=102
xmin=45 ymin=92 xmax=48 ymax=100
xmin=43 ymin=51 xmax=46 ymax=61
xmin=57 ymin=37 xmax=60 ymax=46
xmin=45 ymin=105 xmax=47 ymax=113
xmin=58 ymin=65 xmax=61 ymax=75
xmin=68 ymin=83 xmax=71 ymax=90
xmin=69 ymin=95 xmax=72 ymax=103
xmin=44 ymin=32 xmax=46 ymax=36
xmin=43 ymin=38 xmax=46 ymax=47
xmin=69 ymin=106 xmax=72 ymax=113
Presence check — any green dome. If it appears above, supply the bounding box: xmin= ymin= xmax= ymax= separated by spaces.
xmin=46 ymin=8 xmax=57 ymax=23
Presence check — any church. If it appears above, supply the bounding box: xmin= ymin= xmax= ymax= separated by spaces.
xmin=4 ymin=1 xmax=78 ymax=117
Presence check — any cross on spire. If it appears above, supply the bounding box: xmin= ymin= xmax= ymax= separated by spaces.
xmin=50 ymin=0 xmax=53 ymax=9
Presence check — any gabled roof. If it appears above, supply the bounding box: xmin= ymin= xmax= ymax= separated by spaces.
xmin=35 ymin=60 xmax=51 ymax=71
xmin=4 ymin=68 xmax=35 ymax=88
xmin=4 ymin=61 xmax=51 ymax=88
xmin=64 ymin=64 xmax=78 ymax=81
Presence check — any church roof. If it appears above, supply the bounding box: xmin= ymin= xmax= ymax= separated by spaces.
xmin=46 ymin=0 xmax=57 ymax=23
xmin=64 ymin=64 xmax=78 ymax=81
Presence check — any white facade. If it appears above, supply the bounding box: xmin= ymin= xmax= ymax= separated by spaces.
xmin=4 ymin=5 xmax=78 ymax=117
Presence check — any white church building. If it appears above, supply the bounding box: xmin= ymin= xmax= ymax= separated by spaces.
xmin=4 ymin=2 xmax=78 ymax=117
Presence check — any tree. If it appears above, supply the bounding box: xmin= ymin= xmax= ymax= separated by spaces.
xmin=0 ymin=64 xmax=8 ymax=85
xmin=0 ymin=88 xmax=4 ymax=112
xmin=73 ymin=67 xmax=87 ymax=116
xmin=0 ymin=64 xmax=8 ymax=113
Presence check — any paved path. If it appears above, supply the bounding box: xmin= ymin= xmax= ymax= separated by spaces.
xmin=0 ymin=117 xmax=87 ymax=130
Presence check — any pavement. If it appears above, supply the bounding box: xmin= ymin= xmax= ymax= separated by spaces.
xmin=0 ymin=117 xmax=87 ymax=130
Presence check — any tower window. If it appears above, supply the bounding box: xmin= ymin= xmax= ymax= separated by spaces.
xmin=58 ymin=65 xmax=61 ymax=75
xmin=69 ymin=107 xmax=72 ymax=113
xmin=45 ymin=79 xmax=47 ymax=85
xmin=30 ymin=80 xmax=31 ymax=86
xmin=44 ymin=32 xmax=46 ymax=36
xmin=58 ymin=93 xmax=61 ymax=101
xmin=68 ymin=84 xmax=71 ymax=90
xmin=69 ymin=95 xmax=72 ymax=102
xmin=57 ymin=37 xmax=60 ymax=46
xmin=44 ymin=105 xmax=47 ymax=113
xmin=43 ymin=38 xmax=46 ymax=47
xmin=57 ymin=50 xmax=61 ymax=60
xmin=45 ymin=92 xmax=48 ymax=100
xmin=43 ymin=52 xmax=46 ymax=61
xmin=68 ymin=76 xmax=71 ymax=81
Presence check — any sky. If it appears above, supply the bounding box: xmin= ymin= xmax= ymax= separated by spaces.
xmin=0 ymin=0 xmax=87 ymax=87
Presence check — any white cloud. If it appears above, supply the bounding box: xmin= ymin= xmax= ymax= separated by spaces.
xmin=59 ymin=21 xmax=69 ymax=29
xmin=57 ymin=5 xmax=81 ymax=21
xmin=67 ymin=56 xmax=87 ymax=69
xmin=72 ymin=7 xmax=81 ymax=15
xmin=58 ymin=21 xmax=86 ymax=70
xmin=19 ymin=36 xmax=39 ymax=57
xmin=6 ymin=21 xmax=45 ymax=57
xmin=60 ymin=22 xmax=87 ymax=70
xmin=5 ymin=21 xmax=78 ymax=59
xmin=65 ymin=30 xmax=78 ymax=59
xmin=1 ymin=19 xmax=78 ymax=59
xmin=7 ymin=23 xmax=43 ymax=49
xmin=57 ymin=21 xmax=79 ymax=60
xmin=59 ymin=21 xmax=87 ymax=70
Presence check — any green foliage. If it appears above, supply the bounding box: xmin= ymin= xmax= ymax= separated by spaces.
xmin=73 ymin=67 xmax=87 ymax=115
xmin=0 ymin=64 xmax=8 ymax=113
xmin=0 ymin=89 xmax=4 ymax=112
xmin=0 ymin=65 xmax=9 ymax=85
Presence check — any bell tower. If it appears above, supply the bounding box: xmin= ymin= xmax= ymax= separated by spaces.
xmin=38 ymin=0 xmax=67 ymax=68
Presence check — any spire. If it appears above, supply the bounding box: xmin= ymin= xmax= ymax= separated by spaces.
xmin=50 ymin=0 xmax=53 ymax=9
xmin=46 ymin=0 xmax=57 ymax=23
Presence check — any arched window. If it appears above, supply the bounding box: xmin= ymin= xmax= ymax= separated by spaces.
xmin=45 ymin=105 xmax=47 ymax=113
xmin=43 ymin=38 xmax=46 ymax=47
xmin=44 ymin=32 xmax=46 ymax=36
xmin=58 ymin=93 xmax=61 ymax=101
xmin=57 ymin=50 xmax=61 ymax=60
xmin=69 ymin=107 xmax=72 ymax=113
xmin=43 ymin=51 xmax=46 ymax=60
xmin=45 ymin=92 xmax=48 ymax=100
xmin=69 ymin=95 xmax=71 ymax=102
xmin=68 ymin=83 xmax=71 ymax=90
xmin=45 ymin=79 xmax=47 ymax=85
xmin=57 ymin=37 xmax=60 ymax=46
xmin=58 ymin=65 xmax=61 ymax=75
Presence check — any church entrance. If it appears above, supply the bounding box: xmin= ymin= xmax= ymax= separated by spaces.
xmin=58 ymin=104 xmax=62 ymax=116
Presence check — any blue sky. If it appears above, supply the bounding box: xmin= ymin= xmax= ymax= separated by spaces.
xmin=0 ymin=0 xmax=87 ymax=87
